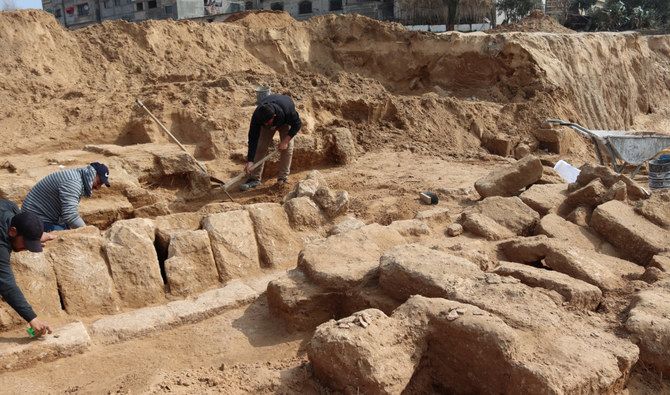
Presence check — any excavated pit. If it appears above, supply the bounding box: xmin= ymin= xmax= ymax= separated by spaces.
xmin=0 ymin=8 xmax=669 ymax=394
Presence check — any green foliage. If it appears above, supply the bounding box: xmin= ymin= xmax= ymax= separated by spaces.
xmin=588 ymin=0 xmax=659 ymax=30
xmin=495 ymin=0 xmax=541 ymax=23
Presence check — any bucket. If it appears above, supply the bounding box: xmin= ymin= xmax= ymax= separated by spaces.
xmin=648 ymin=158 xmax=670 ymax=190
xmin=553 ymin=159 xmax=581 ymax=183
xmin=254 ymin=86 xmax=271 ymax=104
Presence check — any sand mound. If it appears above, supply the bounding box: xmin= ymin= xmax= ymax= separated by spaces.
xmin=488 ymin=10 xmax=576 ymax=34
xmin=224 ymin=10 xmax=297 ymax=28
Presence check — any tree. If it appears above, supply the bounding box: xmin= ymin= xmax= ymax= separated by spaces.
xmin=457 ymin=0 xmax=495 ymax=24
xmin=589 ymin=0 xmax=657 ymax=31
xmin=495 ymin=0 xmax=542 ymax=24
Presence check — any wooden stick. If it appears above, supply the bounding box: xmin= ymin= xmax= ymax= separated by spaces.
xmin=135 ymin=99 xmax=235 ymax=201
xmin=222 ymin=148 xmax=279 ymax=191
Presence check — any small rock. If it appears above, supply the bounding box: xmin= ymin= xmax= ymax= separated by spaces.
xmin=447 ymin=223 xmax=463 ymax=237
xmin=447 ymin=310 xmax=459 ymax=321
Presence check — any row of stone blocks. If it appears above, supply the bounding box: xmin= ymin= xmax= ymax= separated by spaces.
xmin=0 ymin=200 xmax=307 ymax=330
xmin=0 ymin=276 xmax=271 ymax=371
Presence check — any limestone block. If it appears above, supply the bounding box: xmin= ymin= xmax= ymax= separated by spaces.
xmin=246 ymin=203 xmax=303 ymax=269
xmin=537 ymin=165 xmax=569 ymax=184
xmin=330 ymin=127 xmax=355 ymax=164
xmin=500 ymin=238 xmax=643 ymax=291
xmin=634 ymin=193 xmax=670 ymax=230
xmin=566 ymin=178 xmax=606 ymax=207
xmin=123 ymin=186 xmax=160 ymax=209
xmin=648 ymin=254 xmax=670 ymax=272
xmin=308 ymin=308 xmax=419 ymax=394
xmin=154 ymin=212 xmax=203 ymax=252
xmin=576 ymin=163 xmax=647 ymax=200
xmin=164 ymin=230 xmax=219 ymax=296
xmin=534 ymin=213 xmax=602 ymax=251
xmin=166 ymin=279 xmax=257 ymax=324
xmin=0 ymin=175 xmax=34 ymax=202
xmin=519 ymin=183 xmax=568 ymax=216
xmin=388 ymin=219 xmax=430 ymax=237
xmin=299 ymin=224 xmax=406 ymax=290
xmin=533 ymin=127 xmax=571 ymax=154
xmin=590 ymin=200 xmax=669 ymax=265
xmin=474 ymin=155 xmax=543 ymax=198
xmin=294 ymin=178 xmax=321 ymax=198
xmin=462 ymin=212 xmax=516 ymax=241
xmin=603 ymin=180 xmax=627 ymax=202
xmin=447 ymin=223 xmax=463 ymax=236
xmin=493 ymin=261 xmax=602 ymax=310
xmin=46 ymin=227 xmax=120 ymax=316
xmin=103 ymin=218 xmax=164 ymax=308
xmin=0 ymin=251 xmax=63 ymax=330
xmin=514 ymin=142 xmax=531 ymax=159
xmin=483 ymin=133 xmax=517 ymax=157
xmin=0 ymin=321 xmax=90 ymax=372
xmin=413 ymin=207 xmax=450 ymax=225
xmin=328 ymin=217 xmax=365 ymax=236
xmin=467 ymin=196 xmax=540 ymax=236
xmin=132 ymin=201 xmax=171 ymax=218
xmin=625 ymin=288 xmax=670 ymax=375
xmin=375 ymin=247 xmax=637 ymax=394
xmin=196 ymin=201 xmax=240 ymax=216
xmin=566 ymin=205 xmax=593 ymax=226
xmin=283 ymin=196 xmax=324 ymax=230
xmin=267 ymin=269 xmax=343 ymax=331
xmin=90 ymin=305 xmax=179 ymax=344
xmin=312 ymin=187 xmax=349 ymax=218
xmin=202 ymin=210 xmax=259 ymax=281
xmin=79 ymin=196 xmax=134 ymax=229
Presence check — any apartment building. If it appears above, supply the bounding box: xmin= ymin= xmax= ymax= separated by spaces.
xmin=41 ymin=0 xmax=217 ymax=28
xmin=41 ymin=0 xmax=392 ymax=28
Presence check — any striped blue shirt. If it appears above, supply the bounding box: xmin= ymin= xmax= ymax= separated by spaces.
xmin=21 ymin=166 xmax=96 ymax=228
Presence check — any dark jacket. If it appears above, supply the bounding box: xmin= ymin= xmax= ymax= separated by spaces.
xmin=247 ymin=94 xmax=302 ymax=161
xmin=0 ymin=200 xmax=37 ymax=322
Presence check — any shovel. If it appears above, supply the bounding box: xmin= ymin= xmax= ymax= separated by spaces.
xmin=135 ymin=99 xmax=235 ymax=201
xmin=221 ymin=148 xmax=279 ymax=191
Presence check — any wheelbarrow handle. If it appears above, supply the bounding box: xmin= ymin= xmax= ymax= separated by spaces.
xmin=546 ymin=119 xmax=592 ymax=136
xmin=546 ymin=118 xmax=571 ymax=126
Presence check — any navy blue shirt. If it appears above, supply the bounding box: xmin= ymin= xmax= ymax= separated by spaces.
xmin=247 ymin=94 xmax=302 ymax=161
xmin=0 ymin=200 xmax=37 ymax=322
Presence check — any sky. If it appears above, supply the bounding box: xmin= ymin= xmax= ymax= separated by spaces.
xmin=2 ymin=0 xmax=43 ymax=10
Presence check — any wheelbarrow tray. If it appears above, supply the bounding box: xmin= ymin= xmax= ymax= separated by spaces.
xmin=547 ymin=119 xmax=670 ymax=177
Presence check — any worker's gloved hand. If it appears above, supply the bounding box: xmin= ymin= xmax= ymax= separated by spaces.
xmin=29 ymin=317 xmax=53 ymax=336
xmin=244 ymin=162 xmax=254 ymax=175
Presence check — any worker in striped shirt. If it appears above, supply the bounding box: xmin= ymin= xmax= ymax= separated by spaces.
xmin=21 ymin=162 xmax=110 ymax=232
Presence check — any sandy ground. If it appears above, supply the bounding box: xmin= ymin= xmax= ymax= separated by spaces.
xmin=0 ymin=8 xmax=669 ymax=394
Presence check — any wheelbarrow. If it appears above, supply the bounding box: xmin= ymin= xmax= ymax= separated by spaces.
xmin=547 ymin=119 xmax=670 ymax=178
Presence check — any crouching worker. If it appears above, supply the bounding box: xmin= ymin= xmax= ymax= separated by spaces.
xmin=22 ymin=162 xmax=110 ymax=231
xmin=0 ymin=200 xmax=53 ymax=336
xmin=240 ymin=94 xmax=302 ymax=191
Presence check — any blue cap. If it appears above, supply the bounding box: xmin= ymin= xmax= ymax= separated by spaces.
xmin=90 ymin=162 xmax=110 ymax=187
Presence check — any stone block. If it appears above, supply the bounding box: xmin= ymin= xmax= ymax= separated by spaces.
xmin=474 ymin=155 xmax=544 ymax=198
xmin=164 ymin=230 xmax=219 ymax=296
